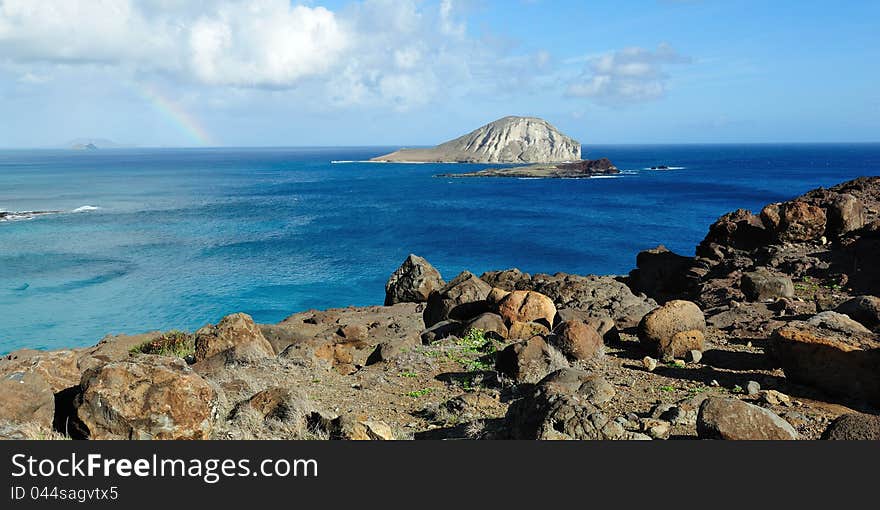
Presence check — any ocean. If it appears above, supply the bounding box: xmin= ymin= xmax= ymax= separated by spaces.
xmin=1 ymin=143 xmax=878 ymax=353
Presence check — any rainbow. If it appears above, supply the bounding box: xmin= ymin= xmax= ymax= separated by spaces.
xmin=133 ymin=83 xmax=217 ymax=146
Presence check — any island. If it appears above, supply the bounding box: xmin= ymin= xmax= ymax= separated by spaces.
xmin=371 ymin=116 xmax=581 ymax=164
xmin=67 ymin=138 xmax=127 ymax=150
xmin=70 ymin=143 xmax=98 ymax=151
xmin=437 ymin=157 xmax=620 ymax=179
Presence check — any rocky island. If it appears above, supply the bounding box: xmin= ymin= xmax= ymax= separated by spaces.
xmin=2 ymin=177 xmax=880 ymax=441
xmin=438 ymin=157 xmax=619 ymax=179
xmin=371 ymin=116 xmax=582 ymax=164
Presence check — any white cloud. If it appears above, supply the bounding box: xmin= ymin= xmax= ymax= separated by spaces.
xmin=188 ymin=2 xmax=347 ymax=87
xmin=566 ymin=43 xmax=690 ymax=104
xmin=0 ymin=0 xmax=179 ymax=66
xmin=0 ymin=0 xmax=492 ymax=110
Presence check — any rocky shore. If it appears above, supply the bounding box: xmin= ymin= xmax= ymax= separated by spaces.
xmin=2 ymin=176 xmax=879 ymax=440
xmin=0 ymin=210 xmax=62 ymax=222
xmin=438 ymin=158 xmax=619 ymax=179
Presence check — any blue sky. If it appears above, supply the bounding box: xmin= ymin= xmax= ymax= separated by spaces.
xmin=0 ymin=0 xmax=877 ymax=147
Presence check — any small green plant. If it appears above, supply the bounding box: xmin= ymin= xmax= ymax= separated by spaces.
xmin=457 ymin=329 xmax=496 ymax=353
xmin=450 ymin=328 xmax=499 ymax=372
xmin=731 ymin=385 xmax=744 ymax=394
xmin=659 ymin=385 xmax=676 ymax=393
xmin=400 ymin=371 xmax=418 ymax=378
xmin=130 ymin=331 xmax=195 ymax=359
xmin=406 ymin=388 xmax=433 ymax=398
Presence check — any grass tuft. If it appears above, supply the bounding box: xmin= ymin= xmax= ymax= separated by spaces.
xmin=131 ymin=330 xmax=195 ymax=359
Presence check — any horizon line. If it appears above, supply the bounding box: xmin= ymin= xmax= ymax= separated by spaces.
xmin=2 ymin=140 xmax=880 ymax=150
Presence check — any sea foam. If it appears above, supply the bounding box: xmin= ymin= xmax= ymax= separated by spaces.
xmin=72 ymin=205 xmax=101 ymax=213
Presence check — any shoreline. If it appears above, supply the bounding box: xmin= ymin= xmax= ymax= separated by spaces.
xmin=2 ymin=176 xmax=879 ymax=440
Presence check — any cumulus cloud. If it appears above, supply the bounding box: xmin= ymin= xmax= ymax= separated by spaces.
xmin=0 ymin=0 xmax=179 ymax=66
xmin=566 ymin=43 xmax=690 ymax=104
xmin=0 ymin=0 xmax=488 ymax=109
xmin=188 ymin=2 xmax=347 ymax=87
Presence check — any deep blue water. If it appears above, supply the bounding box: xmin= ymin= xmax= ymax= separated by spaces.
xmin=1 ymin=144 xmax=878 ymax=352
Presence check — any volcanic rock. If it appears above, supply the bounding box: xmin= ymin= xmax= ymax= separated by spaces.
xmin=384 ymin=254 xmax=445 ymax=306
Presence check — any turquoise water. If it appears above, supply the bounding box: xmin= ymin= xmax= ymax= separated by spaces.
xmin=1 ymin=144 xmax=878 ymax=352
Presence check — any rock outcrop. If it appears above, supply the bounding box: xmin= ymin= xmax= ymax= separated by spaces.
xmin=0 ymin=371 xmax=55 ymax=430
xmin=423 ymin=271 xmax=492 ymax=327
xmin=5 ymin=175 xmax=880 ymax=442
xmin=481 ymin=270 xmax=657 ymax=329
xmin=505 ymin=369 xmax=624 ymax=440
xmin=439 ymin=158 xmax=618 ymax=179
xmin=194 ymin=313 xmax=275 ymax=363
xmin=371 ymin=116 xmax=581 ymax=164
xmin=770 ymin=312 xmax=880 ymax=405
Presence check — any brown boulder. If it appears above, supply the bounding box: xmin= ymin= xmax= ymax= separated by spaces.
xmin=629 ymin=245 xmax=695 ymax=300
xmin=326 ymin=415 xmax=395 ymax=440
xmin=741 ymin=270 xmax=795 ymax=302
xmin=420 ymin=319 xmax=464 ymax=344
xmin=485 ymin=271 xmax=657 ymax=329
xmin=835 ymin=295 xmax=880 ymax=330
xmin=821 ymin=413 xmax=880 ymax=440
xmin=507 ymin=320 xmax=550 ymax=340
xmin=465 ymin=313 xmax=509 ymax=340
xmin=638 ymin=300 xmax=706 ymax=359
xmin=423 ymin=271 xmax=492 ymax=327
xmin=0 ymin=349 xmax=80 ymax=393
xmin=770 ymin=312 xmax=880 ymax=405
xmin=495 ymin=290 xmax=557 ymax=328
xmin=549 ymin=320 xmax=603 ymax=361
xmin=761 ymin=201 xmax=827 ymax=242
xmin=555 ymin=309 xmax=620 ymax=343
xmin=336 ymin=323 xmax=369 ymax=344
xmin=826 ymin=193 xmax=866 ymax=238
xmin=495 ymin=336 xmax=566 ymax=384
xmin=194 ymin=313 xmax=275 ymax=363
xmin=0 ymin=371 xmax=55 ymax=430
xmin=76 ymin=357 xmax=216 ymax=440
xmin=697 ymin=397 xmax=798 ymax=440
xmin=504 ymin=369 xmax=622 ymax=440
xmin=486 ymin=287 xmax=511 ymax=307
xmin=384 ymin=254 xmax=445 ymax=306
xmin=698 ymin=209 xmax=770 ymax=254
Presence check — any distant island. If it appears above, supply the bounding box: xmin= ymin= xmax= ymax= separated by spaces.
xmin=438 ymin=158 xmax=620 ymax=179
xmin=371 ymin=116 xmax=582 ymax=164
xmin=67 ymin=138 xmax=128 ymax=150
xmin=71 ymin=143 xmax=98 ymax=151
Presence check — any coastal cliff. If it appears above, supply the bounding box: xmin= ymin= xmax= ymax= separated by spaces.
xmin=2 ymin=177 xmax=880 ymax=441
xmin=371 ymin=116 xmax=581 ymax=164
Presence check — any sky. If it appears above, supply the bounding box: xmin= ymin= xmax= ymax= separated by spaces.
xmin=0 ymin=0 xmax=878 ymax=147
